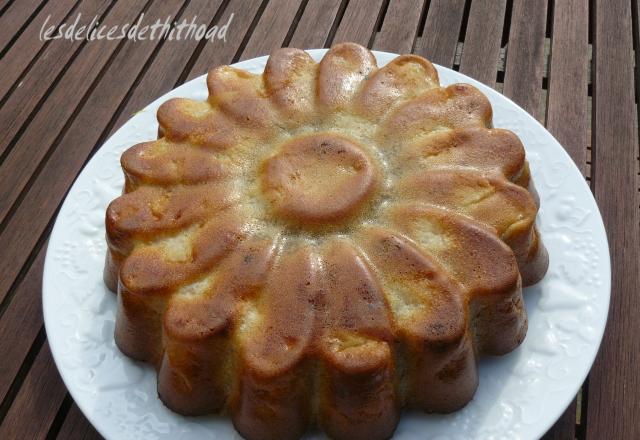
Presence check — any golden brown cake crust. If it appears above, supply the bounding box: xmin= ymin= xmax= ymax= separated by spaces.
xmin=104 ymin=42 xmax=548 ymax=440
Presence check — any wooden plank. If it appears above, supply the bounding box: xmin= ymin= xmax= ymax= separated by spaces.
xmin=0 ymin=0 xmax=78 ymax=102
xmin=372 ymin=0 xmax=424 ymax=54
xmin=459 ymin=0 xmax=506 ymax=88
xmin=0 ymin=250 xmax=45 ymax=404
xmin=240 ymin=0 xmax=304 ymax=60
xmin=0 ymin=0 xmax=186 ymax=307
xmin=0 ymin=0 xmax=14 ymax=14
xmin=57 ymin=403 xmax=102 ymax=440
xmin=0 ymin=0 xmax=149 ymax=224
xmin=332 ymin=0 xmax=384 ymax=46
xmin=0 ymin=0 xmax=44 ymax=54
xmin=288 ymin=0 xmax=343 ymax=48
xmin=0 ymin=343 xmax=67 ymax=439
xmin=186 ymin=0 xmax=263 ymax=80
xmin=635 ymin=0 xmax=640 ymax=106
xmin=502 ymin=0 xmax=548 ymax=119
xmin=0 ymin=0 xmax=113 ymax=157
xmin=586 ymin=0 xmax=640 ymax=438
xmin=108 ymin=0 xmax=225 ymax=134
xmin=547 ymin=0 xmax=589 ymax=172
xmin=414 ymin=0 xmax=466 ymax=67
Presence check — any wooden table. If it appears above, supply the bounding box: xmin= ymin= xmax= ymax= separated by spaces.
xmin=0 ymin=0 xmax=638 ymax=438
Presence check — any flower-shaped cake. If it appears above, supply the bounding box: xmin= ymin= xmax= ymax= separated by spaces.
xmin=104 ymin=43 xmax=548 ymax=440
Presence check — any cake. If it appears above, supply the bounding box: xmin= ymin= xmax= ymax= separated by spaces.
xmin=104 ymin=42 xmax=548 ymax=439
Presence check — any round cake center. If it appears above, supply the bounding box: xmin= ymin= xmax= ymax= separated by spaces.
xmin=261 ymin=133 xmax=377 ymax=225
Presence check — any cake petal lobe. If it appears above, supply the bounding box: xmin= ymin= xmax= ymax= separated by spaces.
xmin=157 ymin=98 xmax=238 ymax=150
xmin=380 ymin=83 xmax=493 ymax=146
xmin=397 ymin=168 xmax=547 ymax=285
xmin=118 ymin=210 xmax=244 ymax=295
xmin=354 ymin=54 xmax=439 ymax=120
xmin=357 ymin=227 xmax=478 ymax=412
xmin=386 ymin=203 xmax=527 ymax=354
xmin=158 ymin=237 xmax=278 ymax=415
xmin=233 ymin=244 xmax=318 ymax=440
xmin=318 ymin=42 xmax=377 ymax=110
xmin=316 ymin=239 xmax=399 ymax=439
xmin=105 ymin=183 xmax=233 ymax=255
xmin=121 ymin=140 xmax=227 ymax=190
xmin=396 ymin=127 xmax=528 ymax=184
xmin=264 ymin=47 xmax=318 ymax=124
xmin=207 ymin=66 xmax=277 ymax=130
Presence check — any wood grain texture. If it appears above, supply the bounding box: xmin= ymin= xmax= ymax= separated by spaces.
xmin=57 ymin=403 xmax=103 ymax=440
xmin=0 ymin=0 xmax=150 ymax=226
xmin=372 ymin=0 xmax=425 ymax=54
xmin=288 ymin=0 xmax=343 ymax=48
xmin=546 ymin=0 xmax=589 ymax=172
xmin=0 ymin=0 xmax=78 ymax=102
xmin=0 ymin=250 xmax=45 ymax=405
xmin=0 ymin=0 xmax=44 ymax=54
xmin=0 ymin=0 xmax=184 ymax=310
xmin=240 ymin=0 xmax=304 ymax=60
xmin=0 ymin=343 xmax=67 ymax=439
xmin=0 ymin=0 xmax=112 ymax=157
xmin=186 ymin=0 xmax=263 ymax=80
xmin=0 ymin=0 xmax=14 ymax=14
xmin=332 ymin=0 xmax=384 ymax=46
xmin=415 ymin=0 xmax=466 ymax=67
xmin=502 ymin=0 xmax=548 ymax=119
xmin=635 ymin=0 xmax=640 ymax=106
xmin=587 ymin=0 xmax=640 ymax=437
xmin=459 ymin=0 xmax=506 ymax=88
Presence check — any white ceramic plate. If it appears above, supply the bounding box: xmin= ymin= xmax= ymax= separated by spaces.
xmin=43 ymin=49 xmax=610 ymax=440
